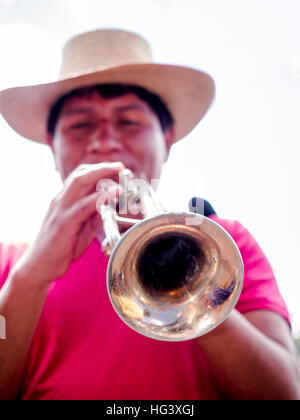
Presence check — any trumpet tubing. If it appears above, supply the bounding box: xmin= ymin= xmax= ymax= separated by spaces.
xmin=101 ymin=170 xmax=244 ymax=341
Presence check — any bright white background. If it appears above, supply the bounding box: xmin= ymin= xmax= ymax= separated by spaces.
xmin=0 ymin=0 xmax=299 ymax=336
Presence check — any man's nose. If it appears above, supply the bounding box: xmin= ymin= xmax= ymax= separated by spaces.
xmin=86 ymin=120 xmax=122 ymax=153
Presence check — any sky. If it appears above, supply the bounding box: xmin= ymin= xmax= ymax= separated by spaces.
xmin=0 ymin=0 xmax=300 ymax=336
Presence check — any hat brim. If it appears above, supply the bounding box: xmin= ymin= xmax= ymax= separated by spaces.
xmin=0 ymin=63 xmax=215 ymax=145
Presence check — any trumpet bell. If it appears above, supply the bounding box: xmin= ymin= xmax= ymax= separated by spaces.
xmin=107 ymin=212 xmax=244 ymax=342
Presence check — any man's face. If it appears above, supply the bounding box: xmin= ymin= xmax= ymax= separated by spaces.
xmin=48 ymin=91 xmax=173 ymax=183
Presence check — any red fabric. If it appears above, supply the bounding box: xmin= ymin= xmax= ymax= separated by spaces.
xmin=0 ymin=216 xmax=290 ymax=400
xmin=209 ymin=215 xmax=290 ymax=323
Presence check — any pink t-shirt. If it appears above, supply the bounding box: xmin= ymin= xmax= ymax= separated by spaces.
xmin=0 ymin=215 xmax=290 ymax=400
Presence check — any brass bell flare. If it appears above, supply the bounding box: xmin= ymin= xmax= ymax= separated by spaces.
xmin=100 ymin=169 xmax=244 ymax=341
xmin=106 ymin=212 xmax=244 ymax=342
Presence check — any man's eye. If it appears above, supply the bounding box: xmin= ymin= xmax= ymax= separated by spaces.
xmin=70 ymin=122 xmax=92 ymax=130
xmin=118 ymin=119 xmax=140 ymax=126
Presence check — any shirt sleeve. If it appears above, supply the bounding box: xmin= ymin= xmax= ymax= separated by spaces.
xmin=209 ymin=215 xmax=291 ymax=325
xmin=0 ymin=243 xmax=28 ymax=289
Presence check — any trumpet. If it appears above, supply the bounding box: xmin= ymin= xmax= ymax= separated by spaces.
xmin=100 ymin=169 xmax=244 ymax=342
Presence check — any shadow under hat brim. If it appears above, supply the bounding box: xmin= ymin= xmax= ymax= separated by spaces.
xmin=0 ymin=63 xmax=215 ymax=145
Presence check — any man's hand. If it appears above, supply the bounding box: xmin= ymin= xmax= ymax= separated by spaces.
xmin=0 ymin=161 xmax=125 ymax=400
xmin=15 ymin=161 xmax=124 ymax=286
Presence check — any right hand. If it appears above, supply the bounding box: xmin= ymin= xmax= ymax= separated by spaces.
xmin=14 ymin=162 xmax=125 ymax=286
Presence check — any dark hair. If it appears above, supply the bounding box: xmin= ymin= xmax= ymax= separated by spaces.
xmin=47 ymin=84 xmax=174 ymax=136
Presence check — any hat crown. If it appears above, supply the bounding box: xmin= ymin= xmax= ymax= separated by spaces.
xmin=59 ymin=29 xmax=153 ymax=79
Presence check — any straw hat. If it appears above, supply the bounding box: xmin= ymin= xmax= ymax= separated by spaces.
xmin=0 ymin=29 xmax=215 ymax=145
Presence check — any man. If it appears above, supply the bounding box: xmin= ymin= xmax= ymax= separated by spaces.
xmin=0 ymin=29 xmax=299 ymax=400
